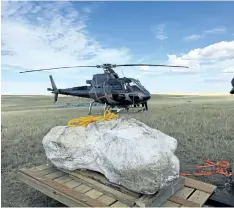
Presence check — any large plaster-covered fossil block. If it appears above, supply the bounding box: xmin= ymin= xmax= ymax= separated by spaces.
xmin=42 ymin=117 xmax=180 ymax=194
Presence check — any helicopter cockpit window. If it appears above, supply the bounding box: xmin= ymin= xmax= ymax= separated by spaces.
xmin=110 ymin=82 xmax=122 ymax=90
xmin=130 ymin=79 xmax=146 ymax=90
xmin=123 ymin=83 xmax=132 ymax=92
xmin=127 ymin=80 xmax=141 ymax=92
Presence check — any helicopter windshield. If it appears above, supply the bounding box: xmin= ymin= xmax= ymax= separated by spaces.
xmin=129 ymin=78 xmax=146 ymax=89
xmin=123 ymin=78 xmax=145 ymax=92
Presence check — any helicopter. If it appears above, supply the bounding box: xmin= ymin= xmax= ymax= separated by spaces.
xmin=19 ymin=63 xmax=189 ymax=114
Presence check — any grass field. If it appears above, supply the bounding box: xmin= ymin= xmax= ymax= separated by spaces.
xmin=1 ymin=94 xmax=234 ymax=207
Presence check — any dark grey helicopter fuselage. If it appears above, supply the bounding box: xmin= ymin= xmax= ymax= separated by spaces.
xmin=88 ymin=79 xmax=151 ymax=106
xmin=48 ymin=73 xmax=150 ymax=106
xmin=56 ymin=86 xmax=91 ymax=98
xmin=49 ymin=74 xmax=151 ymax=106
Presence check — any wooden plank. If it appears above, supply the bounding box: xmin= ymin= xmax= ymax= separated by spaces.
xmin=135 ymin=177 xmax=185 ymax=207
xmin=30 ymin=167 xmax=57 ymax=177
xmin=169 ymin=196 xmax=200 ymax=207
xmin=21 ymin=165 xmax=217 ymax=207
xmin=110 ymin=201 xmax=129 ymax=207
xmin=30 ymin=164 xmax=51 ymax=172
xmin=78 ymin=169 xmax=140 ymax=198
xmin=77 ymin=169 xmax=113 ymax=184
xmin=85 ymin=189 xmax=103 ymax=199
xmin=18 ymin=171 xmax=88 ymax=207
xmin=97 ymin=195 xmax=117 ymax=206
xmin=45 ymin=171 xmax=66 ymax=179
xmin=188 ymin=190 xmax=212 ymax=206
xmin=183 ymin=177 xmax=216 ymax=194
xmin=163 ymin=187 xmax=194 ymax=207
xmin=74 ymin=184 xmax=92 ymax=194
xmin=53 ymin=175 xmax=72 ymax=184
xmin=174 ymin=187 xmax=195 ymax=199
xmin=64 ymin=180 xmax=81 ymax=189
xmin=162 ymin=200 xmax=181 ymax=207
xmin=18 ymin=170 xmax=106 ymax=207
xmin=62 ymin=169 xmax=136 ymax=206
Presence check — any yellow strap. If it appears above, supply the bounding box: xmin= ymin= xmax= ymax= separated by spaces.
xmin=68 ymin=110 xmax=118 ymax=127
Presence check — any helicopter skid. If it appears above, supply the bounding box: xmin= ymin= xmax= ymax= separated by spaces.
xmin=87 ymin=101 xmax=147 ymax=115
xmin=108 ymin=107 xmax=125 ymax=113
xmin=108 ymin=105 xmax=146 ymax=114
xmin=128 ymin=106 xmax=146 ymax=113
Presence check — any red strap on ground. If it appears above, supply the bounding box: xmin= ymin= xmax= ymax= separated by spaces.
xmin=180 ymin=160 xmax=232 ymax=177
xmin=180 ymin=172 xmax=192 ymax=176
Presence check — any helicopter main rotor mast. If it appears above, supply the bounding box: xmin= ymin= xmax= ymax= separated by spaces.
xmin=19 ymin=63 xmax=189 ymax=74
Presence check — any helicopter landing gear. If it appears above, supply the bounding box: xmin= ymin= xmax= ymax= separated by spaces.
xmin=104 ymin=103 xmax=108 ymax=112
xmin=108 ymin=105 xmax=124 ymax=114
xmin=103 ymin=103 xmax=112 ymax=114
xmin=142 ymin=102 xmax=148 ymax=111
xmin=145 ymin=102 xmax=148 ymax=111
xmin=88 ymin=101 xmax=96 ymax=115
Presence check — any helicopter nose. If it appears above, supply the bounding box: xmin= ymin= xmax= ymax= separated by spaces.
xmin=142 ymin=95 xmax=151 ymax=102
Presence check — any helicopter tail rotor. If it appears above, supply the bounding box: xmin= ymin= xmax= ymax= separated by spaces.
xmin=48 ymin=75 xmax=59 ymax=103
xmin=49 ymin=75 xmax=57 ymax=90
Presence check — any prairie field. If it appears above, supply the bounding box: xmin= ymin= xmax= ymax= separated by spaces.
xmin=1 ymin=94 xmax=234 ymax=207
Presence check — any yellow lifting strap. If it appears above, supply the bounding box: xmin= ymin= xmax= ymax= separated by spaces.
xmin=68 ymin=110 xmax=119 ymax=127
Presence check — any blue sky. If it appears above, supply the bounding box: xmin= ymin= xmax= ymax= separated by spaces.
xmin=1 ymin=1 xmax=234 ymax=95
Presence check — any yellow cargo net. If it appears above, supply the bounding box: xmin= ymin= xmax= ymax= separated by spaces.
xmin=68 ymin=110 xmax=119 ymax=127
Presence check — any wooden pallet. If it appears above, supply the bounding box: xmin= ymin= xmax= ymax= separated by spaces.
xmin=163 ymin=176 xmax=217 ymax=207
xmin=17 ymin=164 xmax=216 ymax=207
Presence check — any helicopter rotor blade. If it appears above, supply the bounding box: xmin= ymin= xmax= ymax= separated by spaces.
xmin=19 ymin=63 xmax=189 ymax=73
xmin=115 ymin=64 xmax=189 ymax=68
xmin=19 ymin=65 xmax=98 ymax=73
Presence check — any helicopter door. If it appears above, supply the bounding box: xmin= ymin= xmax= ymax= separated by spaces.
xmin=123 ymin=83 xmax=133 ymax=93
xmin=108 ymin=81 xmax=125 ymax=102
xmin=95 ymin=83 xmax=106 ymax=103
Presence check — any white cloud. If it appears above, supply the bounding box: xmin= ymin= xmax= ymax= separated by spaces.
xmin=83 ymin=7 xmax=92 ymax=14
xmin=184 ymin=34 xmax=202 ymax=41
xmin=151 ymin=24 xmax=168 ymax=40
xmin=222 ymin=66 xmax=234 ymax=73
xmin=168 ymin=54 xmax=201 ymax=69
xmin=204 ymin=27 xmax=226 ymax=34
xmin=1 ymin=1 xmax=132 ymax=76
xmin=202 ymin=72 xmax=232 ymax=83
xmin=169 ymin=41 xmax=234 ymax=61
xmin=167 ymin=40 xmax=234 ymax=73
xmin=184 ymin=27 xmax=227 ymax=41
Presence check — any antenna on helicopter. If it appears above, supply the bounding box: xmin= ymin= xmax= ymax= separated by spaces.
xmin=121 ymin=68 xmax=125 ymax=77
xmin=19 ymin=63 xmax=189 ymax=74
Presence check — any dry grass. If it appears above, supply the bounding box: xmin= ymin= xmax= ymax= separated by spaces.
xmin=156 ymin=92 xmax=231 ymax=96
xmin=1 ymin=95 xmax=234 ymax=207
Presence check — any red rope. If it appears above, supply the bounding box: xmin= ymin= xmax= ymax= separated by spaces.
xmin=180 ymin=160 xmax=232 ymax=177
